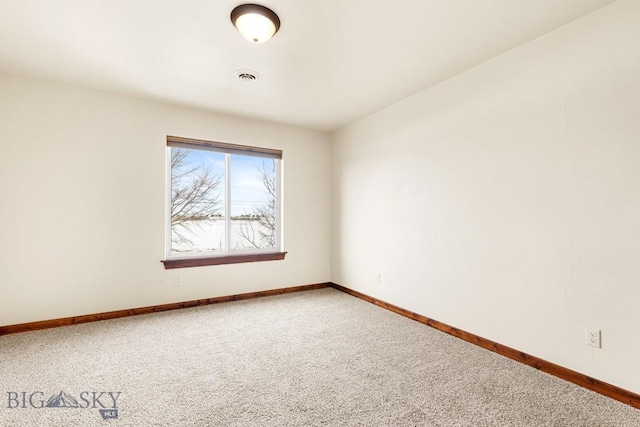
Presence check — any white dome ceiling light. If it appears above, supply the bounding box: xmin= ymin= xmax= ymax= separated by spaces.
xmin=230 ymin=4 xmax=281 ymax=44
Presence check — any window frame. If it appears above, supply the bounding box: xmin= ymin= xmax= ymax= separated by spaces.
xmin=162 ymin=135 xmax=285 ymax=269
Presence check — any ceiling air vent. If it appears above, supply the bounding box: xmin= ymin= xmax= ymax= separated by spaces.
xmin=235 ymin=70 xmax=260 ymax=83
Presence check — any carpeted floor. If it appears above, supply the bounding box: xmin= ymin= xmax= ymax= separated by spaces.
xmin=1 ymin=288 xmax=639 ymax=426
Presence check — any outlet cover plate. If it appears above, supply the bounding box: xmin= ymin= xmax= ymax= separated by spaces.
xmin=586 ymin=328 xmax=601 ymax=348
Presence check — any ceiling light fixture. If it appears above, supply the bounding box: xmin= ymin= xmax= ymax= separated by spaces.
xmin=230 ymin=4 xmax=281 ymax=44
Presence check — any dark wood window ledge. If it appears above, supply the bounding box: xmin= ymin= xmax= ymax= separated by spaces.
xmin=162 ymin=252 xmax=286 ymax=269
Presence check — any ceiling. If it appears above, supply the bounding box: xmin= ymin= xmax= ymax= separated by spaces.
xmin=0 ymin=0 xmax=617 ymax=131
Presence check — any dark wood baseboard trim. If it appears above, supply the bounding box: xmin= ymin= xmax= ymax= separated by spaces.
xmin=0 ymin=282 xmax=330 ymax=336
xmin=329 ymin=282 xmax=640 ymax=410
xmin=4 ymin=281 xmax=638 ymax=410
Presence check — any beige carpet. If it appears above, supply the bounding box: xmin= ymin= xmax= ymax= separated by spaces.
xmin=1 ymin=288 xmax=639 ymax=426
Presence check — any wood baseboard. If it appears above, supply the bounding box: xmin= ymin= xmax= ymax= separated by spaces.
xmin=0 ymin=282 xmax=330 ymax=336
xmin=4 ymin=280 xmax=638 ymax=410
xmin=329 ymin=282 xmax=640 ymax=410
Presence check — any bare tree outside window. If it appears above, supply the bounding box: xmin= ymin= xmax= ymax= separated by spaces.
xmin=235 ymin=160 xmax=277 ymax=249
xmin=170 ymin=148 xmax=223 ymax=250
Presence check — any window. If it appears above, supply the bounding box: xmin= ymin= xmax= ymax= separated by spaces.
xmin=162 ymin=136 xmax=285 ymax=269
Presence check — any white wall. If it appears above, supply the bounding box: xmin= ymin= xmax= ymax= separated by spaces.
xmin=0 ymin=74 xmax=331 ymax=326
xmin=332 ymin=0 xmax=640 ymax=393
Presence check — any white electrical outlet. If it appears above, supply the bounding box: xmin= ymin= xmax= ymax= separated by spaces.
xmin=376 ymin=274 xmax=382 ymax=284
xmin=174 ymin=277 xmax=181 ymax=287
xmin=585 ymin=328 xmax=601 ymax=348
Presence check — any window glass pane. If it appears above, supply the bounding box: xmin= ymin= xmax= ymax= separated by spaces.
xmin=230 ymin=154 xmax=277 ymax=250
xmin=170 ymin=147 xmax=226 ymax=254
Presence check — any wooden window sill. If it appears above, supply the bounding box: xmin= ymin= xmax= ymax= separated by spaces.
xmin=161 ymin=252 xmax=286 ymax=269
